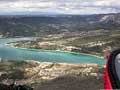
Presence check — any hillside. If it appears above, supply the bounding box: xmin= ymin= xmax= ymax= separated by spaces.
xmin=0 ymin=13 xmax=120 ymax=37
xmin=0 ymin=61 xmax=104 ymax=90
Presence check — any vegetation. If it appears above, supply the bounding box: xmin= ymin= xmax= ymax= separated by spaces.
xmin=0 ymin=13 xmax=120 ymax=37
xmin=0 ymin=61 xmax=104 ymax=90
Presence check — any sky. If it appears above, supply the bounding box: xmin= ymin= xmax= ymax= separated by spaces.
xmin=0 ymin=0 xmax=120 ymax=15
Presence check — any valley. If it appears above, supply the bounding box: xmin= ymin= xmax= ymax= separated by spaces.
xmin=0 ymin=13 xmax=120 ymax=57
xmin=7 ymin=30 xmax=120 ymax=57
xmin=0 ymin=13 xmax=120 ymax=90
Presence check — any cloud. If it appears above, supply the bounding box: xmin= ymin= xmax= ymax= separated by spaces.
xmin=0 ymin=0 xmax=120 ymax=15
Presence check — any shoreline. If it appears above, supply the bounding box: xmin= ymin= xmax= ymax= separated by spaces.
xmin=25 ymin=60 xmax=99 ymax=66
xmin=5 ymin=43 xmax=105 ymax=59
xmin=1 ymin=60 xmax=105 ymax=68
xmin=1 ymin=59 xmax=104 ymax=67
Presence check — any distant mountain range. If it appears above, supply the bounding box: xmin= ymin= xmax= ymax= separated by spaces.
xmin=0 ymin=13 xmax=120 ymax=37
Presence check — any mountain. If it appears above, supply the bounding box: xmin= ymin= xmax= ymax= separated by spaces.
xmin=100 ymin=13 xmax=120 ymax=24
xmin=0 ymin=13 xmax=120 ymax=37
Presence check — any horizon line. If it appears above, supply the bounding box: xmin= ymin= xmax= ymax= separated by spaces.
xmin=0 ymin=12 xmax=119 ymax=16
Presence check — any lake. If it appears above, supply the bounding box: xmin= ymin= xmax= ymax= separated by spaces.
xmin=0 ymin=38 xmax=105 ymax=65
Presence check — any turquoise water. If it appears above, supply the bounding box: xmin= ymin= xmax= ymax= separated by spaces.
xmin=0 ymin=37 xmax=36 ymax=44
xmin=0 ymin=38 xmax=105 ymax=65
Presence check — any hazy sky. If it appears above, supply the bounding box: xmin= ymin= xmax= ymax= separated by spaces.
xmin=0 ymin=0 xmax=120 ymax=15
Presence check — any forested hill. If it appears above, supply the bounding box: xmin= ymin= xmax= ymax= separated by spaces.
xmin=0 ymin=13 xmax=120 ymax=37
